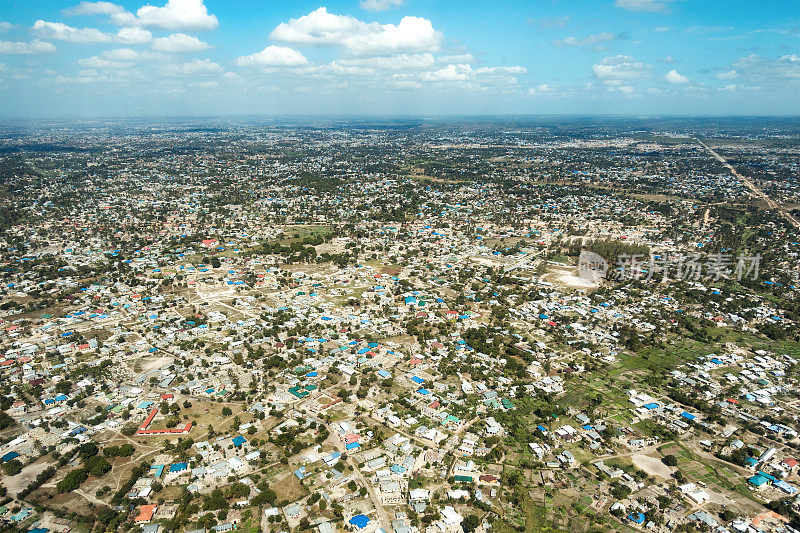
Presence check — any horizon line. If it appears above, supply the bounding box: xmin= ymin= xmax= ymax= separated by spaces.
xmin=1 ymin=113 xmax=799 ymax=122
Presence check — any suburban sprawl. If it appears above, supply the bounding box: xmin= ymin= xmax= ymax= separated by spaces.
xmin=1 ymin=117 xmax=800 ymax=533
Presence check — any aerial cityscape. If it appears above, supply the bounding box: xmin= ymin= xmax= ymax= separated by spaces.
xmin=1 ymin=2 xmax=799 ymax=533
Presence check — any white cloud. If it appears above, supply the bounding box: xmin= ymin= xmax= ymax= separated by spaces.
xmin=419 ymin=64 xmax=525 ymax=84
xmin=527 ymin=84 xmax=556 ymax=96
xmin=78 ymin=55 xmax=134 ymax=69
xmin=0 ymin=39 xmax=57 ymax=54
xmin=66 ymin=0 xmax=218 ymax=31
xmin=116 ymin=27 xmax=152 ymax=44
xmin=33 ymin=20 xmax=152 ymax=44
xmin=64 ymin=1 xmax=126 ymax=16
xmin=102 ymin=48 xmax=140 ymax=61
xmin=593 ymin=55 xmax=651 ymax=83
xmin=664 ymin=69 xmax=689 ymax=84
xmin=134 ymin=0 xmax=218 ymax=30
xmin=614 ymin=0 xmax=673 ymax=12
xmin=152 ymin=33 xmax=210 ymax=52
xmin=360 ymin=0 xmax=404 ymax=12
xmin=0 ymin=22 xmax=13 ymax=32
xmin=716 ymin=69 xmax=738 ymax=80
xmin=332 ymin=53 xmax=435 ymax=71
xmin=619 ymin=85 xmax=634 ymax=94
xmin=234 ymin=45 xmax=309 ymax=67
xmin=270 ymin=7 xmax=442 ymax=56
xmin=33 ymin=20 xmax=113 ymax=43
xmin=100 ymin=48 xmax=167 ymax=63
xmin=437 ymin=53 xmax=475 ymax=64
xmin=731 ymin=54 xmax=800 ymax=82
xmin=422 ymin=64 xmax=471 ymax=82
xmin=169 ymin=58 xmax=223 ymax=75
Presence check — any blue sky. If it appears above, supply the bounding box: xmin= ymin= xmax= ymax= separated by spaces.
xmin=0 ymin=0 xmax=798 ymax=117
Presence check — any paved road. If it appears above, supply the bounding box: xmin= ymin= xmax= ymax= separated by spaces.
xmin=696 ymin=138 xmax=800 ymax=229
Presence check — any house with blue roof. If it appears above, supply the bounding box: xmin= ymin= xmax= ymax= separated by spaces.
xmin=748 ymin=474 xmax=770 ymax=488
xmin=1 ymin=451 xmax=20 ymax=463
xmin=169 ymin=462 xmax=188 ymax=473
xmin=628 ymin=512 xmax=645 ymax=524
xmin=349 ymin=514 xmax=370 ymax=530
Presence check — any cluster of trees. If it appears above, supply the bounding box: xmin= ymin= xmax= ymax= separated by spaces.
xmin=103 ymin=443 xmax=135 ymax=458
xmin=56 ymin=443 xmax=112 ymax=493
xmin=568 ymin=237 xmax=650 ymax=265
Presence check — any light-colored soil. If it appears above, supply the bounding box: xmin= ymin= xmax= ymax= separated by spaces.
xmin=632 ymin=453 xmax=672 ymax=479
xmin=555 ymin=274 xmax=599 ymax=289
xmin=3 ymin=460 xmax=52 ymax=497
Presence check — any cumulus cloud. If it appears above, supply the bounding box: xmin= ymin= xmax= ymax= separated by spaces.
xmin=0 ymin=22 xmax=13 ymax=32
xmin=33 ymin=20 xmax=152 ymax=44
xmin=64 ymin=1 xmax=126 ymax=16
xmin=234 ymin=45 xmax=309 ymax=67
xmin=270 ymin=7 xmax=442 ymax=56
xmin=419 ymin=64 xmax=525 ymax=83
xmin=65 ymin=0 xmax=218 ymax=31
xmin=664 ymin=69 xmax=689 ymax=84
xmin=614 ymin=0 xmax=673 ymax=12
xmin=102 ymin=48 xmax=141 ymax=61
xmin=116 ymin=27 xmax=152 ymax=44
xmin=100 ymin=47 xmax=166 ymax=63
xmin=0 ymin=39 xmax=57 ymax=54
xmin=360 ymin=0 xmax=404 ymax=12
xmin=716 ymin=69 xmax=738 ymax=80
xmin=152 ymin=33 xmax=210 ymax=52
xmin=134 ymin=0 xmax=218 ymax=30
xmin=593 ymin=55 xmax=651 ymax=83
xmin=33 ymin=20 xmax=113 ymax=43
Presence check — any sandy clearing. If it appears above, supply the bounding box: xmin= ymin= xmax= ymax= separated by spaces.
xmin=556 ymin=274 xmax=599 ymax=289
xmin=3 ymin=460 xmax=52 ymax=497
xmin=632 ymin=453 xmax=672 ymax=479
